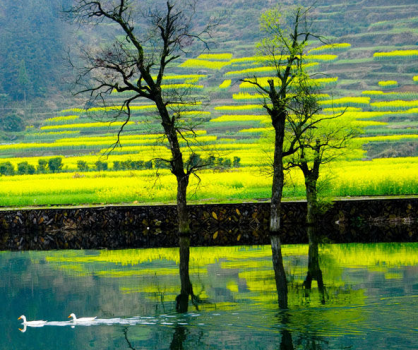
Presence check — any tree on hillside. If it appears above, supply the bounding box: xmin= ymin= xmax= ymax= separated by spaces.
xmin=285 ymin=75 xmax=361 ymax=226
xmin=65 ymin=0 xmax=214 ymax=235
xmin=241 ymin=5 xmax=318 ymax=235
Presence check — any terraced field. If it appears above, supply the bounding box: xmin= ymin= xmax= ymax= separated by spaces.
xmin=0 ymin=0 xmax=417 ymax=206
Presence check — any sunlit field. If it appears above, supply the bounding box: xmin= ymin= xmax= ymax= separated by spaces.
xmin=1 ymin=44 xmax=418 ymax=207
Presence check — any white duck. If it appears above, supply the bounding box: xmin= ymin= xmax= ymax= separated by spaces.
xmin=18 ymin=315 xmax=47 ymax=327
xmin=68 ymin=313 xmax=97 ymax=323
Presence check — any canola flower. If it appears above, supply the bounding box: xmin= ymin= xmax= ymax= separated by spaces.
xmin=214 ymin=104 xmax=265 ymax=111
xmin=232 ymin=92 xmax=330 ymax=101
xmin=27 ymin=131 xmax=80 ymax=137
xmin=362 ymin=90 xmax=384 ymax=95
xmin=229 ymin=54 xmax=337 ymax=65
xmin=357 ymin=135 xmax=418 ymax=143
xmin=225 ymin=62 xmax=318 ymax=76
xmin=180 ymin=59 xmax=231 ymax=70
xmin=308 ymin=43 xmax=351 ymax=54
xmin=370 ymin=100 xmax=418 ymax=111
xmin=210 ymin=115 xmax=269 ymax=122
xmin=44 ymin=115 xmax=79 ymax=124
xmin=239 ymin=127 xmax=273 ymax=133
xmin=1 ymin=157 xmax=418 ymax=206
xmin=232 ymin=92 xmax=268 ymax=100
xmin=414 ymin=76 xmax=418 ymax=83
xmin=361 ymin=90 xmax=418 ymax=100
xmin=155 ymin=74 xmax=207 ymax=81
xmin=373 ymin=50 xmax=418 ymax=60
xmin=41 ymin=121 xmax=136 ymax=131
xmin=378 ymin=80 xmax=398 ymax=88
xmin=219 ymin=80 xmax=232 ymax=89
xmin=239 ymin=76 xmax=338 ymax=90
xmin=197 ymin=53 xmax=233 ymax=60
xmin=323 ymin=107 xmax=363 ymax=113
xmin=60 ymin=102 xmax=201 ymax=115
xmin=160 ymin=83 xmax=204 ymax=90
xmin=319 ymin=97 xmax=370 ymax=108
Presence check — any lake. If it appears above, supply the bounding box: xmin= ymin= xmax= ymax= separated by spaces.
xmin=1 ymin=242 xmax=417 ymax=349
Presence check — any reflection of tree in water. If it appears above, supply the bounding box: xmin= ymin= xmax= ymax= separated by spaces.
xmin=123 ymin=327 xmax=136 ymax=350
xmin=303 ymin=226 xmax=327 ymax=304
xmin=272 ymin=230 xmax=329 ymax=350
xmin=171 ymin=235 xmax=201 ymax=350
xmin=176 ymin=236 xmax=201 ymax=313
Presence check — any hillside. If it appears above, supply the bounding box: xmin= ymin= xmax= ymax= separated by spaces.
xmin=0 ymin=0 xmax=417 ymax=206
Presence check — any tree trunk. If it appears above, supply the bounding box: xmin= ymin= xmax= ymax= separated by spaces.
xmin=177 ymin=174 xmax=190 ymax=235
xmin=270 ymin=116 xmax=286 ymax=234
xmin=305 ymin=176 xmax=318 ymax=226
xmin=271 ymin=235 xmax=288 ymax=309
xmin=155 ymin=95 xmax=191 ymax=236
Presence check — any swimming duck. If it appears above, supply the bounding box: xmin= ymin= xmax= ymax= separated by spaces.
xmin=68 ymin=313 xmax=97 ymax=323
xmin=18 ymin=315 xmax=47 ymax=327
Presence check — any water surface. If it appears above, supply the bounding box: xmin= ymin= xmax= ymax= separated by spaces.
xmin=1 ymin=243 xmax=417 ymax=349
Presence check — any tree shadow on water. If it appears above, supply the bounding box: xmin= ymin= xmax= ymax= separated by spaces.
xmin=272 ymin=227 xmax=331 ymax=350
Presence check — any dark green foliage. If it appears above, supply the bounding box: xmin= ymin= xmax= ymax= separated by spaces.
xmin=114 ymin=160 xmax=151 ymax=171
xmin=131 ymin=160 xmax=144 ymax=170
xmin=77 ymin=160 xmax=89 ymax=171
xmin=95 ymin=160 xmax=108 ymax=171
xmin=223 ymin=158 xmax=232 ymax=168
xmin=187 ymin=153 xmax=202 ymax=168
xmin=144 ymin=160 xmax=153 ymax=169
xmin=155 ymin=159 xmax=171 ymax=169
xmin=0 ymin=162 xmax=14 ymax=176
xmin=113 ymin=161 xmax=121 ymax=171
xmin=37 ymin=159 xmax=48 ymax=173
xmin=48 ymin=157 xmax=63 ymax=173
xmin=208 ymin=155 xmax=216 ymax=166
xmin=0 ymin=0 xmax=70 ymax=100
xmin=233 ymin=156 xmax=241 ymax=167
xmin=0 ymin=114 xmax=25 ymax=132
xmin=17 ymin=161 xmax=36 ymax=175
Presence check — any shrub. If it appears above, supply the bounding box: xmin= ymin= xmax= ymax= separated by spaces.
xmin=37 ymin=159 xmax=48 ymax=173
xmin=113 ymin=161 xmax=121 ymax=171
xmin=77 ymin=160 xmax=89 ymax=171
xmin=17 ymin=162 xmax=36 ymax=175
xmin=0 ymin=162 xmax=14 ymax=176
xmin=144 ymin=160 xmax=153 ymax=169
xmin=95 ymin=160 xmax=108 ymax=171
xmin=48 ymin=157 xmax=63 ymax=173
xmin=233 ymin=156 xmax=241 ymax=167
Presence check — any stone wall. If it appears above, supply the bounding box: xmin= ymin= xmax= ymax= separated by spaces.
xmin=0 ymin=197 xmax=417 ymax=250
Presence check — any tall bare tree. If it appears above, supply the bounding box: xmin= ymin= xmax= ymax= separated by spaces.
xmin=241 ymin=6 xmax=316 ymax=235
xmin=65 ymin=0 xmax=213 ymax=235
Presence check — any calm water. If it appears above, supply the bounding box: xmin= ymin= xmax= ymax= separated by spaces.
xmin=1 ymin=243 xmax=417 ymax=349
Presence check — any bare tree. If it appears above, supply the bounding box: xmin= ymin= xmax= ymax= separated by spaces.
xmin=65 ymin=0 xmax=214 ymax=235
xmin=241 ymin=5 xmax=318 ymax=235
xmin=285 ymin=74 xmax=361 ymax=226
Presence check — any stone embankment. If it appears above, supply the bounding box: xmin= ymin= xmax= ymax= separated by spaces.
xmin=0 ymin=197 xmax=417 ymax=250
